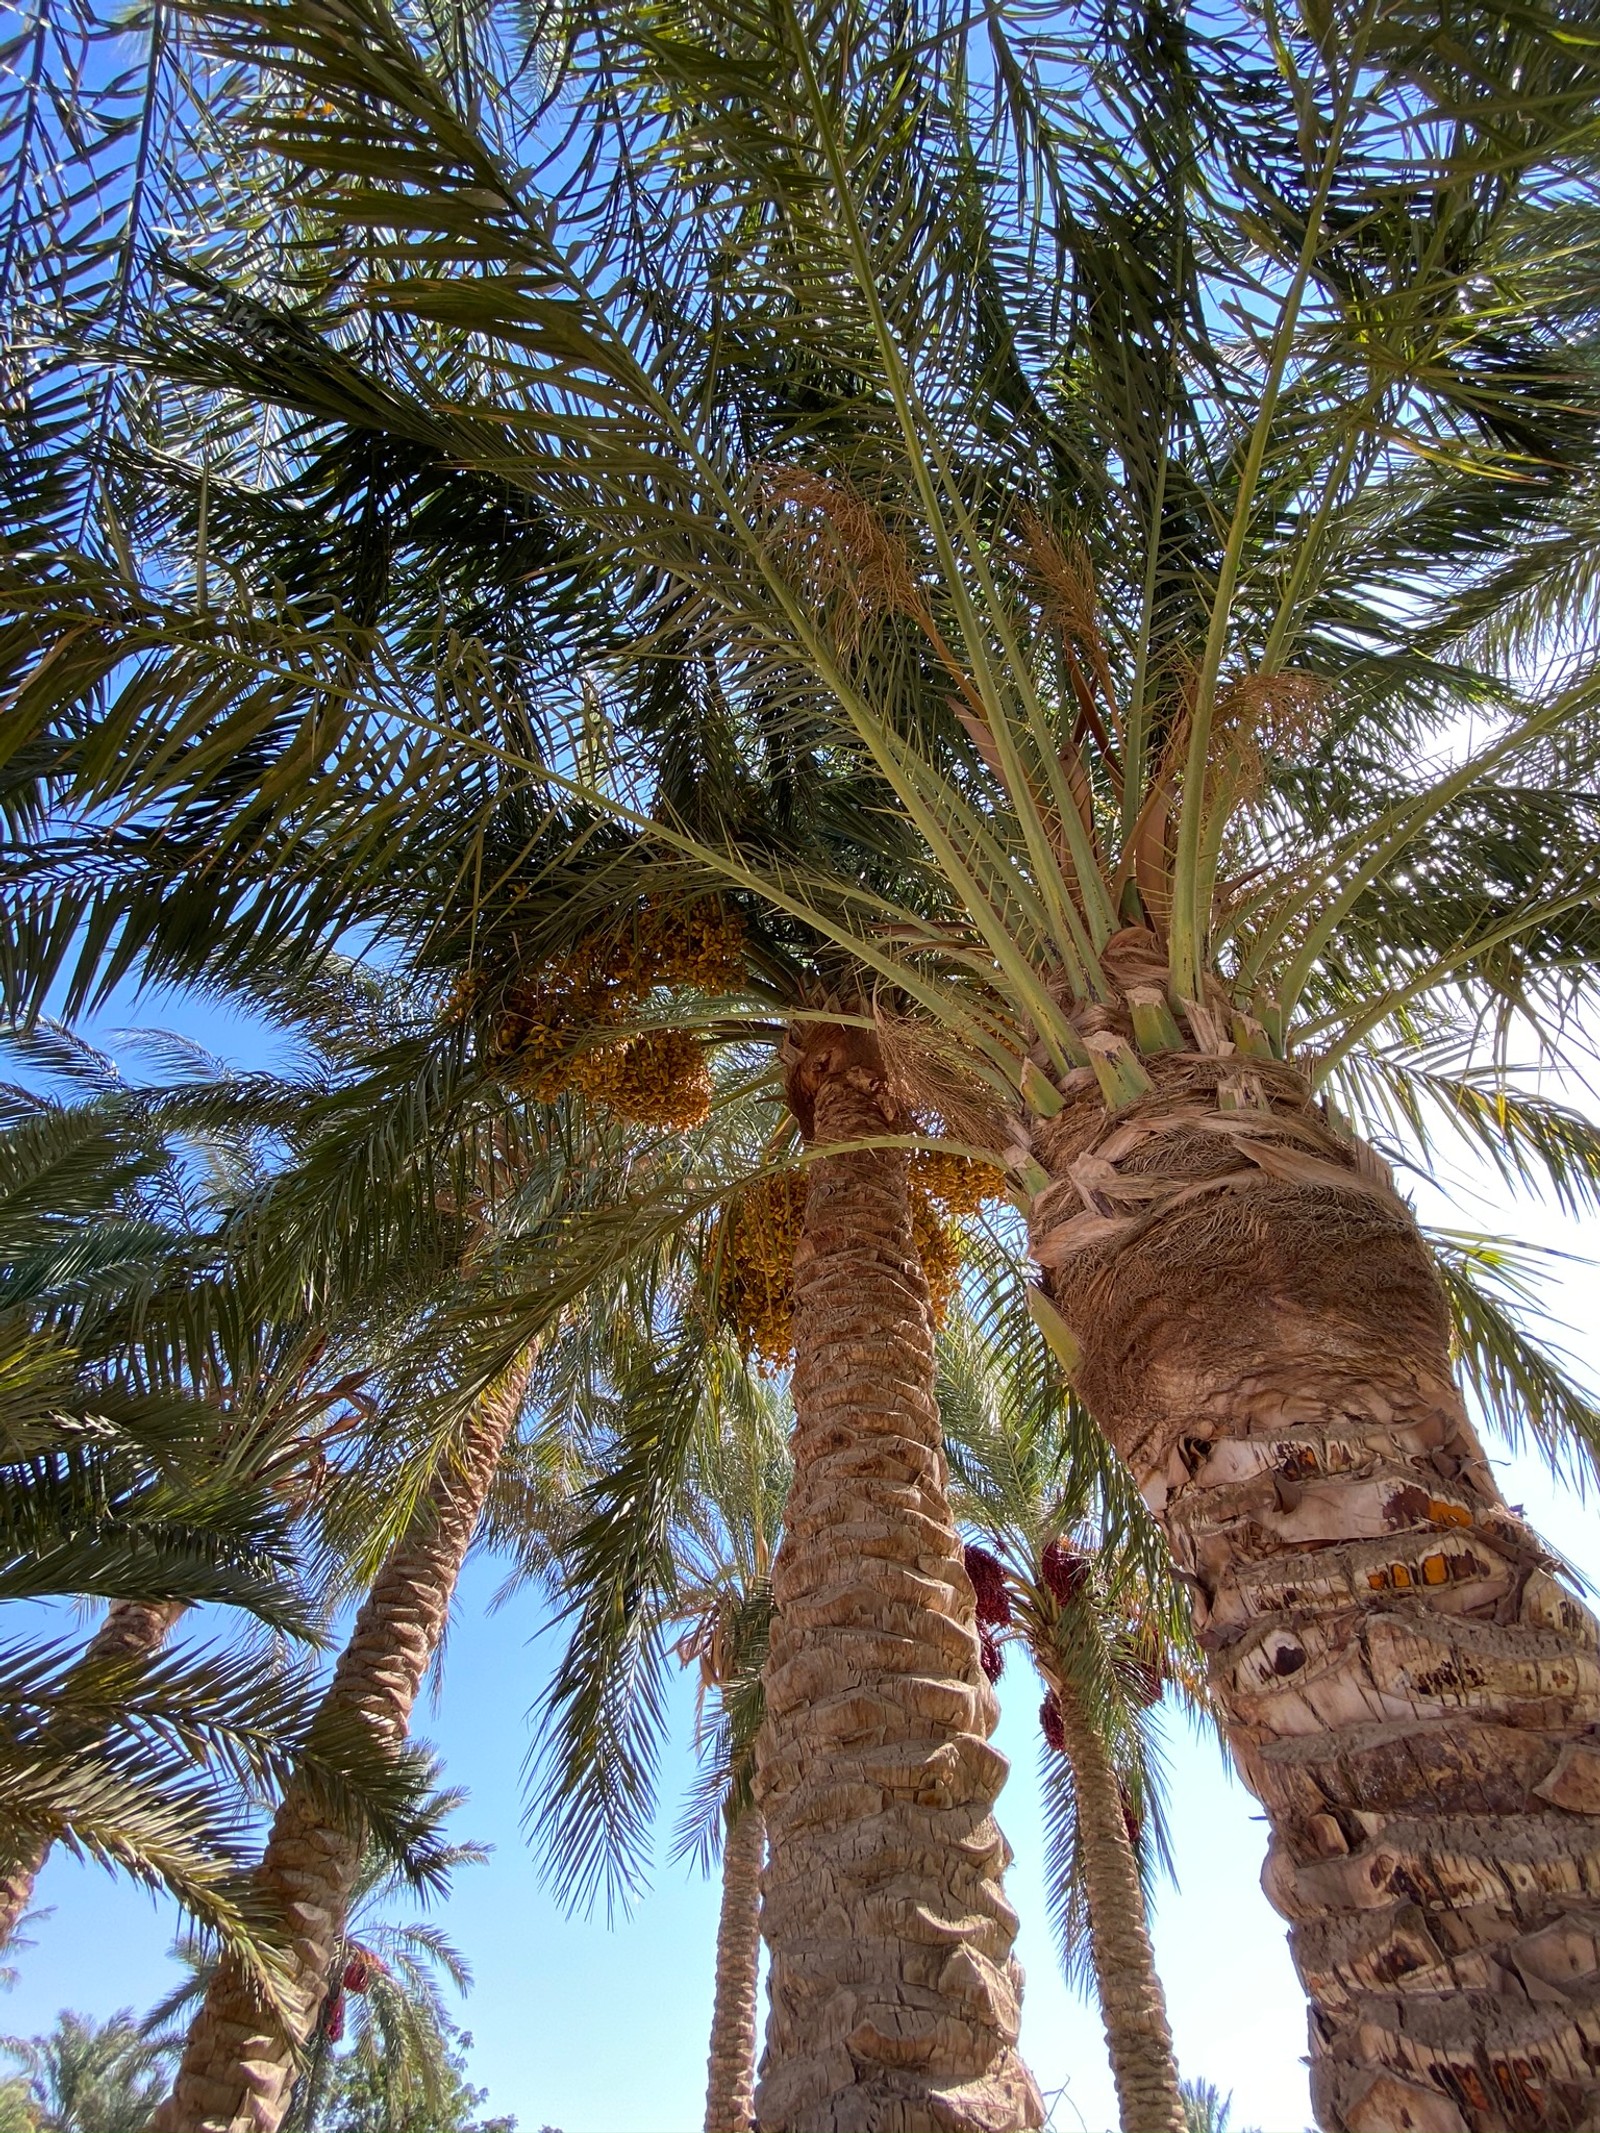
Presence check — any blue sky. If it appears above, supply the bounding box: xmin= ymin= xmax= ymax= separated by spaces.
xmin=7 ymin=987 xmax=1600 ymax=2133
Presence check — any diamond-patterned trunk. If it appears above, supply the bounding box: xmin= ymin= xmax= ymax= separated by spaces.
xmin=153 ymin=1351 xmax=534 ymax=2133
xmin=705 ymin=1803 xmax=766 ymax=2133
xmin=1028 ymin=930 xmax=1600 ymax=2133
xmin=1045 ymin=1670 xmax=1184 ymax=2133
xmin=754 ymin=1023 xmax=1041 ymax=2133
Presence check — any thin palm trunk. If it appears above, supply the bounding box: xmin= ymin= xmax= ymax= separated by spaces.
xmin=1030 ymin=930 xmax=1600 ymax=2133
xmin=1046 ymin=1674 xmax=1184 ymax=2133
xmin=153 ymin=1350 xmax=535 ymax=2133
xmin=0 ymin=1594 xmax=185 ymax=1946
xmin=754 ymin=1023 xmax=1041 ymax=2133
xmin=705 ymin=1801 xmax=765 ymax=2133
xmin=279 ymin=1986 xmax=338 ymax=2133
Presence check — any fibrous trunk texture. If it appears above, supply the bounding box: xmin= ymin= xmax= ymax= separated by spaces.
xmin=1027 ymin=927 xmax=1600 ymax=2133
xmin=705 ymin=1803 xmax=766 ymax=2133
xmin=755 ymin=1023 xmax=1042 ymax=2133
xmin=0 ymin=1594 xmax=184 ymax=1945
xmin=1047 ymin=1675 xmax=1184 ymax=2133
xmin=154 ymin=1351 xmax=534 ymax=2133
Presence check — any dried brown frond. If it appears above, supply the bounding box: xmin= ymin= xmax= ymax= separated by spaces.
xmin=1205 ymin=668 xmax=1327 ymax=871
xmin=758 ymin=467 xmax=930 ymax=637
xmin=871 ymin=1005 xmax=1011 ymax=1156
xmin=1015 ymin=510 xmax=1117 ymax=714
xmin=1213 ymin=667 xmax=1325 ymax=763
xmin=757 ymin=466 xmax=989 ymax=716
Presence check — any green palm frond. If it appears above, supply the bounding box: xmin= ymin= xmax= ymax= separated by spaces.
xmin=523 ymin=1326 xmax=712 ymax=1919
xmin=1430 ymin=1227 xmax=1600 ymax=1492
xmin=1330 ymin=1042 xmax=1600 ymax=1219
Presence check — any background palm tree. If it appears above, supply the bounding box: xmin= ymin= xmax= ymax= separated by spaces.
xmin=0 ymin=1050 xmax=406 ymax=1993
xmin=0 ymin=1029 xmax=409 ymax=1950
xmin=481 ymin=1269 xmax=786 ymax=2133
xmin=147 ymin=1787 xmax=490 ymax=2133
xmin=938 ymin=1276 xmax=1193 ymax=2133
xmin=151 ymin=1335 xmax=537 ymax=2133
xmin=0 ymin=1014 xmax=589 ymax=2125
xmin=663 ymin=1372 xmax=786 ymax=2133
xmin=3 ymin=2008 xmax=172 ymax=2133
xmin=1179 ymin=2078 xmax=1264 ymax=2133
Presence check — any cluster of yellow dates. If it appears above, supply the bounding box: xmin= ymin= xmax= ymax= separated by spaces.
xmin=488 ymin=900 xmax=746 ymax=1129
xmin=714 ymin=1148 xmax=1005 ymax=1366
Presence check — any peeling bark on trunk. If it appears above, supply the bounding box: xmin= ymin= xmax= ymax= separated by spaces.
xmin=153 ymin=1351 xmax=535 ymax=2133
xmin=1047 ymin=1675 xmax=1184 ymax=2133
xmin=706 ymin=1803 xmax=765 ymax=2133
xmin=1026 ymin=929 xmax=1600 ymax=2133
xmin=0 ymin=1595 xmax=185 ymax=1946
xmin=755 ymin=1023 xmax=1042 ymax=2133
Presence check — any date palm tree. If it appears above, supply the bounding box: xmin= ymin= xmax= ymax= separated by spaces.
xmin=12 ymin=0 xmax=1600 ymax=2125
xmin=0 ymin=1013 xmax=594 ymax=2128
xmin=0 ymin=1055 xmax=395 ymax=1994
xmin=936 ymin=1277 xmax=1193 ymax=2133
xmin=665 ymin=1372 xmax=786 ymax=2133
xmin=6 ymin=435 xmax=1041 ymax=2133
xmin=0 ymin=1035 xmax=407 ymax=1951
xmin=151 ymin=1346 xmax=535 ymax=2133
xmin=143 ymin=974 xmax=736 ymax=2131
xmin=3 ymin=2008 xmax=173 ymax=2133
xmin=147 ymin=1786 xmax=487 ymax=2133
xmin=490 ymin=1265 xmax=786 ymax=2133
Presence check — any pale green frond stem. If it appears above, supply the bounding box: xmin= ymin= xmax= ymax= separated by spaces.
xmin=1120 ymin=431 xmax=1173 ymax=854
xmin=865 ymin=726 xmax=1098 ymax=1060
xmin=1258 ymin=423 xmax=1363 ymax=676
xmin=771 ymin=0 xmax=1119 ymax=964
xmin=1168 ymin=6 xmax=1374 ymax=1002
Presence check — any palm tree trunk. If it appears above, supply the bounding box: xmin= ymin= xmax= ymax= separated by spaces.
xmin=153 ymin=1349 xmax=535 ymax=2133
xmin=705 ymin=1801 xmax=765 ymax=2133
xmin=1028 ymin=929 xmax=1600 ymax=2133
xmin=0 ymin=1595 xmax=185 ymax=1946
xmin=754 ymin=1023 xmax=1042 ymax=2133
xmin=1047 ymin=1674 xmax=1184 ymax=2133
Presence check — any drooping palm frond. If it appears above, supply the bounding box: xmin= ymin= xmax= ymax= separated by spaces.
xmin=7 ymin=0 xmax=1598 ymax=1039
xmin=0 ymin=1636 xmax=429 ymax=2011
xmin=1429 ymin=1227 xmax=1600 ymax=1494
xmin=1328 ymin=1039 xmax=1600 ymax=1218
xmin=522 ymin=1322 xmax=715 ymax=1920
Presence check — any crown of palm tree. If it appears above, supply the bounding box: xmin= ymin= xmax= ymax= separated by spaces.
xmin=5 ymin=0 xmax=1600 ymax=1262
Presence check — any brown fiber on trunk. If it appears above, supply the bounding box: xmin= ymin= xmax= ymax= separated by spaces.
xmin=1025 ymin=927 xmax=1600 ymax=2133
xmin=754 ymin=1023 xmax=1042 ymax=2133
xmin=0 ymin=1594 xmax=185 ymax=1946
xmin=705 ymin=1802 xmax=765 ymax=2133
xmin=1046 ymin=1674 xmax=1184 ymax=2133
xmin=153 ymin=1351 xmax=535 ymax=2133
